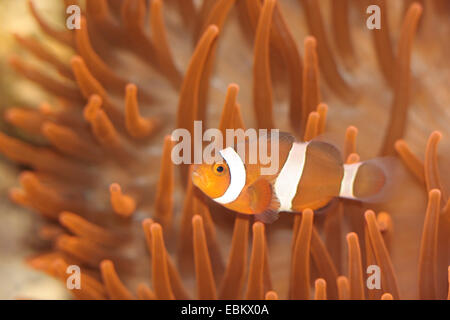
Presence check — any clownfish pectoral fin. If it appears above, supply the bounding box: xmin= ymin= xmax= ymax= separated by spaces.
xmin=247 ymin=178 xmax=273 ymax=213
xmin=246 ymin=178 xmax=280 ymax=224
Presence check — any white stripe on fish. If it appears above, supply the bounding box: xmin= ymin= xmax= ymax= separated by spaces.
xmin=274 ymin=142 xmax=309 ymax=212
xmin=339 ymin=162 xmax=362 ymax=199
xmin=213 ymin=147 xmax=246 ymax=204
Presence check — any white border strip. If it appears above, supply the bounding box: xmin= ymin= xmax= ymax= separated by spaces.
xmin=274 ymin=142 xmax=308 ymax=211
xmin=213 ymin=147 xmax=246 ymax=204
xmin=339 ymin=162 xmax=362 ymax=199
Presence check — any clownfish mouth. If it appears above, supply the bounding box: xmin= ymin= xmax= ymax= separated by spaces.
xmin=192 ymin=170 xmax=208 ymax=189
xmin=192 ymin=171 xmax=200 ymax=180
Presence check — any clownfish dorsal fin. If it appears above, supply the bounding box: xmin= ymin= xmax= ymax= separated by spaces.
xmin=263 ymin=131 xmax=295 ymax=144
xmin=276 ymin=131 xmax=296 ymax=142
xmin=246 ymin=178 xmax=280 ymax=224
xmin=243 ymin=131 xmax=295 ymax=144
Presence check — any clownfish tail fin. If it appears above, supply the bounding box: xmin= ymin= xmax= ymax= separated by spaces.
xmin=339 ymin=157 xmax=400 ymax=203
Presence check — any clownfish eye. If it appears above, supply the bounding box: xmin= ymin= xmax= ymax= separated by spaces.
xmin=213 ymin=163 xmax=226 ymax=175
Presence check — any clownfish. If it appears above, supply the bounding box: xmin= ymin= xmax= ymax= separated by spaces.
xmin=192 ymin=133 xmax=393 ymax=223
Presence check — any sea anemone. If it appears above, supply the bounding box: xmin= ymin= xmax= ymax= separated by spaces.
xmin=0 ymin=0 xmax=449 ymax=300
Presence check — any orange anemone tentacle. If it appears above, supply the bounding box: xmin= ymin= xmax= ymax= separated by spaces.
xmin=265 ymin=290 xmax=278 ymax=300
xmin=253 ymin=0 xmax=276 ymax=129
xmin=365 ymin=210 xmax=400 ymax=299
xmin=346 ymin=232 xmax=365 ymax=300
xmin=290 ymin=209 xmax=314 ymax=299
xmin=125 ymin=84 xmax=158 ymax=139
xmin=344 ymin=126 xmax=358 ymax=160
xmin=154 ymin=135 xmax=175 ymax=230
xmin=418 ymin=189 xmax=441 ymax=299
xmin=303 ymin=111 xmax=320 ymax=142
xmin=109 ymin=183 xmax=136 ymax=218
xmin=151 ymin=223 xmax=175 ymax=300
xmin=100 ymin=260 xmax=135 ymax=300
xmin=314 ymin=278 xmax=327 ymax=300
xmin=331 ymin=0 xmax=356 ymax=69
xmin=150 ymin=0 xmax=182 ymax=88
xmin=28 ymin=0 xmax=75 ymax=47
xmin=424 ymin=131 xmax=446 ymax=198
xmin=310 ymin=227 xmax=339 ymax=300
xmin=380 ymin=3 xmax=423 ymax=155
xmin=193 ymin=215 xmax=217 ymax=299
xmin=245 ymin=222 xmax=266 ymax=300
xmin=137 ymin=283 xmax=156 ymax=300
xmin=301 ymin=37 xmax=321 ymax=134
xmin=219 ymin=215 xmax=250 ymax=299
xmin=300 ymin=0 xmax=356 ymax=103
xmin=337 ymin=276 xmax=350 ymax=300
xmin=371 ymin=0 xmax=395 ymax=86
xmin=394 ymin=139 xmax=425 ymax=183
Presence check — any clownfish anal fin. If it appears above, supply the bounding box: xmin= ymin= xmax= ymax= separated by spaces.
xmin=255 ymin=209 xmax=279 ymax=224
xmin=247 ymin=178 xmax=280 ymax=224
xmin=315 ymin=197 xmax=339 ymax=215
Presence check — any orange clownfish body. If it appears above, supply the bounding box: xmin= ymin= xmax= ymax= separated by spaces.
xmin=192 ymin=133 xmax=390 ymax=223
